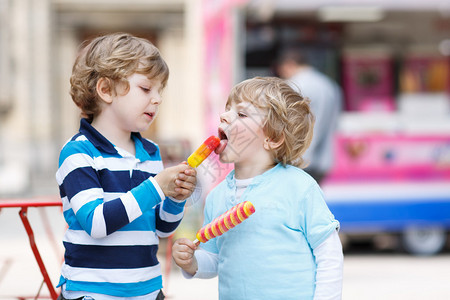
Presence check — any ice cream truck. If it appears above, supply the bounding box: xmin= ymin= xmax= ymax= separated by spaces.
xmin=322 ymin=94 xmax=450 ymax=256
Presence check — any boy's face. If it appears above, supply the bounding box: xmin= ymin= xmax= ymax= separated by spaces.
xmin=108 ymin=73 xmax=163 ymax=133
xmin=218 ymin=100 xmax=268 ymax=165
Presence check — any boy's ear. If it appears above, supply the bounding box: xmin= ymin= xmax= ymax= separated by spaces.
xmin=264 ymin=134 xmax=284 ymax=150
xmin=96 ymin=77 xmax=113 ymax=104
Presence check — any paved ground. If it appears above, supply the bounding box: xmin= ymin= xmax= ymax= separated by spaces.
xmin=1 ymin=205 xmax=450 ymax=299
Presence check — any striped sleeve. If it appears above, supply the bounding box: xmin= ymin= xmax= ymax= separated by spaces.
xmin=155 ymin=198 xmax=186 ymax=237
xmin=57 ymin=139 xmax=164 ymax=238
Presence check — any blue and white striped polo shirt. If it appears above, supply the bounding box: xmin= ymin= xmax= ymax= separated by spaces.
xmin=56 ymin=118 xmax=185 ymax=297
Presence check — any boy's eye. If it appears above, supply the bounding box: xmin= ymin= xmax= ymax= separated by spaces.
xmin=141 ymin=87 xmax=151 ymax=93
xmin=238 ymin=112 xmax=247 ymax=118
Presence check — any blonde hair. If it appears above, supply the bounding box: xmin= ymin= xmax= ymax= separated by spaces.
xmin=226 ymin=77 xmax=314 ymax=168
xmin=70 ymin=32 xmax=169 ymax=122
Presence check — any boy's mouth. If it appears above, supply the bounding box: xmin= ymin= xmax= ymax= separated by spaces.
xmin=215 ymin=128 xmax=228 ymax=154
xmin=218 ymin=128 xmax=228 ymax=141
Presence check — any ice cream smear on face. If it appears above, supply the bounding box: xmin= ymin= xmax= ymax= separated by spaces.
xmin=215 ymin=128 xmax=228 ymax=155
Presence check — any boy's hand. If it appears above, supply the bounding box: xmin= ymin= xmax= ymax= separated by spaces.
xmin=172 ymin=238 xmax=198 ymax=276
xmin=154 ymin=163 xmax=197 ymax=200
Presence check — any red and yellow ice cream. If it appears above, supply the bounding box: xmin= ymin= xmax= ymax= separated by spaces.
xmin=187 ymin=136 xmax=220 ymax=168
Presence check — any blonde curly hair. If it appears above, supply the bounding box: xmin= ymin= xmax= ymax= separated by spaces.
xmin=226 ymin=77 xmax=315 ymax=168
xmin=70 ymin=32 xmax=169 ymax=122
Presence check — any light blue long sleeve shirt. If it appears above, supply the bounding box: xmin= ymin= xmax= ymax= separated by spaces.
xmin=200 ymin=164 xmax=339 ymax=300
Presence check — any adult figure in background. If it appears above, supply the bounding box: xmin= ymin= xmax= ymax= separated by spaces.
xmin=277 ymin=48 xmax=343 ymax=184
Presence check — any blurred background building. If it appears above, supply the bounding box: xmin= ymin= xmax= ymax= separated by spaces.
xmin=0 ymin=0 xmax=211 ymax=196
xmin=0 ymin=0 xmax=449 ymax=253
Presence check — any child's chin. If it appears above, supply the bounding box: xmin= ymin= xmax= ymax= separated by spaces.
xmin=218 ymin=153 xmax=232 ymax=164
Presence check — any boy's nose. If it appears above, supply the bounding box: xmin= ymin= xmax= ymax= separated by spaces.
xmin=151 ymin=93 xmax=162 ymax=105
xmin=220 ymin=111 xmax=231 ymax=124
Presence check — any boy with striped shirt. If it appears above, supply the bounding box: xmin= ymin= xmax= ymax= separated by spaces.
xmin=56 ymin=32 xmax=196 ymax=299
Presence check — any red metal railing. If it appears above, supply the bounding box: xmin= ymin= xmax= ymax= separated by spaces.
xmin=0 ymin=196 xmax=62 ymax=300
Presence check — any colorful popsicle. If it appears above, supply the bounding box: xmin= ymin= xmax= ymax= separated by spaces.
xmin=187 ymin=136 xmax=220 ymax=168
xmin=193 ymin=201 xmax=255 ymax=245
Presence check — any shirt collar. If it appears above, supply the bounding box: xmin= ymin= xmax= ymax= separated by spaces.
xmin=79 ymin=118 xmax=157 ymax=156
xmin=226 ymin=163 xmax=283 ymax=188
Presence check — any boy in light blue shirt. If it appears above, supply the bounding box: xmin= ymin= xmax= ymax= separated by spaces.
xmin=172 ymin=77 xmax=343 ymax=299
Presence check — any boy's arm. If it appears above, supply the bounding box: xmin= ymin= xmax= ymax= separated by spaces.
xmin=57 ymin=144 xmax=165 ymax=238
xmin=154 ymin=165 xmax=197 ymax=237
xmin=154 ymin=197 xmax=186 ymax=238
xmin=154 ymin=164 xmax=197 ymax=201
xmin=172 ymin=238 xmax=218 ymax=279
xmin=172 ymin=197 xmax=219 ymax=278
xmin=300 ymin=184 xmax=342 ymax=298
xmin=172 ymin=238 xmax=198 ymax=275
xmin=189 ymin=248 xmax=218 ymax=279
xmin=312 ymin=230 xmax=344 ymax=300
